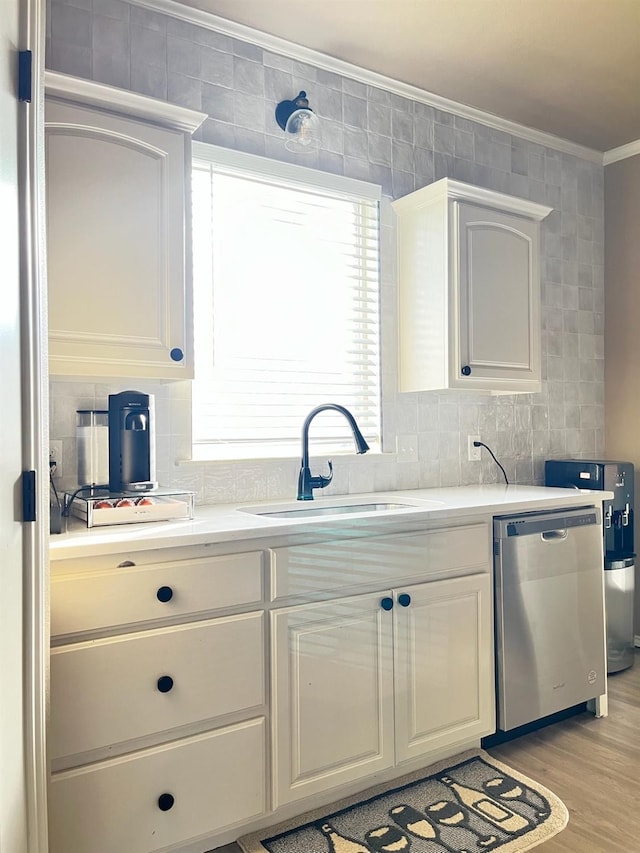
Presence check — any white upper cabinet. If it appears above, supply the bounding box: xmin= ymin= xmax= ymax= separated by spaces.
xmin=44 ymin=72 xmax=206 ymax=379
xmin=393 ymin=179 xmax=552 ymax=394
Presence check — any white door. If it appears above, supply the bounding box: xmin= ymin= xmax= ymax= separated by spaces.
xmin=45 ymin=99 xmax=191 ymax=379
xmin=394 ymin=574 xmax=495 ymax=764
xmin=455 ymin=201 xmax=541 ymax=389
xmin=271 ymin=591 xmax=395 ymax=807
xmin=0 ymin=3 xmax=49 ymax=850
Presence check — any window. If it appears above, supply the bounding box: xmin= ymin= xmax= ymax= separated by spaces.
xmin=191 ymin=143 xmax=382 ymax=461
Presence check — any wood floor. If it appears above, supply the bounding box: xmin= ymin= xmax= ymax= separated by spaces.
xmin=489 ymin=651 xmax=640 ymax=851
xmin=215 ymin=652 xmax=640 ymax=852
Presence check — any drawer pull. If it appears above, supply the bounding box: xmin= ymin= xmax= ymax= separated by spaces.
xmin=158 ymin=793 xmax=175 ymax=811
xmin=117 ymin=560 xmax=136 ymax=568
xmin=398 ymin=592 xmax=411 ymax=607
xmin=156 ymin=586 xmax=174 ymax=603
xmin=157 ymin=676 xmax=174 ymax=693
xmin=380 ymin=596 xmax=394 ymax=611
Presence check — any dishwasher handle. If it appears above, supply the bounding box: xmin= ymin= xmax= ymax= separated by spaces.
xmin=541 ymin=528 xmax=568 ymax=541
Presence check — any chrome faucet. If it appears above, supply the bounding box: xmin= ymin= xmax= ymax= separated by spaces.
xmin=297 ymin=404 xmax=370 ymax=501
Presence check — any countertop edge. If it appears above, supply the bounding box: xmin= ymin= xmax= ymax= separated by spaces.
xmin=49 ymin=485 xmax=613 ymax=561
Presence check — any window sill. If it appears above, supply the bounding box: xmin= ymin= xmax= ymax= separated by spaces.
xmin=181 ymin=445 xmax=386 ymax=465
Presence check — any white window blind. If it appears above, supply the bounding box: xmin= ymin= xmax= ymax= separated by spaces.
xmin=191 ymin=143 xmax=382 ymax=461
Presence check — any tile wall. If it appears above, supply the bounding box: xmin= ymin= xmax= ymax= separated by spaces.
xmin=47 ymin=0 xmax=605 ymax=504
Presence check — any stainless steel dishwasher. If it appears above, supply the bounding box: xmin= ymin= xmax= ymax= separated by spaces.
xmin=494 ymin=507 xmax=606 ymax=732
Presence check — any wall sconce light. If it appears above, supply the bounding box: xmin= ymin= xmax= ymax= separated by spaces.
xmin=275 ymin=91 xmax=321 ymax=153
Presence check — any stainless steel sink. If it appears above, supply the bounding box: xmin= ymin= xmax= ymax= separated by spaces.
xmin=245 ymin=501 xmax=437 ymax=519
xmin=257 ymin=502 xmax=410 ymax=519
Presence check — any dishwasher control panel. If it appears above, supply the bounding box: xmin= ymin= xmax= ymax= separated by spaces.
xmin=503 ymin=510 xmax=599 ymax=537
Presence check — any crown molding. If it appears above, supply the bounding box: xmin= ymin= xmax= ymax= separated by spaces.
xmin=128 ymin=0 xmax=604 ymax=164
xmin=44 ymin=69 xmax=207 ymax=132
xmin=603 ymin=139 xmax=640 ymax=166
xmin=392 ymin=177 xmax=552 ymax=221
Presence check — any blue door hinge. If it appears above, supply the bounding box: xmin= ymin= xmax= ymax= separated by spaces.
xmin=18 ymin=50 xmax=32 ymax=103
xmin=22 ymin=470 xmax=37 ymax=522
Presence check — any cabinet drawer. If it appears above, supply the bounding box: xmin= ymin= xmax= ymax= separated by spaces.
xmin=271 ymin=523 xmax=490 ymax=601
xmin=51 ymin=550 xmax=263 ymax=638
xmin=50 ymin=612 xmax=264 ymax=760
xmin=49 ymin=718 xmax=266 ymax=853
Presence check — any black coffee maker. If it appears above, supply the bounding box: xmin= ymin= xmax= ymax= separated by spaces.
xmin=108 ymin=390 xmax=157 ymax=492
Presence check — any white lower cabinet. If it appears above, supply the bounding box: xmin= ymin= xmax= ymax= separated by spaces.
xmin=272 ymin=572 xmax=493 ymax=807
xmin=48 ymin=547 xmax=268 ymax=853
xmin=49 ymin=523 xmax=495 ymax=851
xmin=49 ymin=718 xmax=266 ymax=853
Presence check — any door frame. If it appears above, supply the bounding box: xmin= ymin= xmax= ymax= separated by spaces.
xmin=7 ymin=0 xmax=50 ymax=848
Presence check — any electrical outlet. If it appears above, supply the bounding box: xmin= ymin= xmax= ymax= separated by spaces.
xmin=49 ymin=440 xmax=63 ymax=479
xmin=468 ymin=435 xmax=481 ymax=462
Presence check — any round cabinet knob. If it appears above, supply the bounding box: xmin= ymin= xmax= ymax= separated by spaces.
xmin=156 ymin=586 xmax=174 ymax=603
xmin=380 ymin=596 xmax=394 ymax=611
xmin=398 ymin=593 xmax=412 ymax=607
xmin=170 ymin=347 xmax=184 ymax=362
xmin=157 ymin=675 xmax=174 ymax=693
xmin=461 ymin=365 xmax=472 ymax=376
xmin=158 ymin=793 xmax=175 ymax=812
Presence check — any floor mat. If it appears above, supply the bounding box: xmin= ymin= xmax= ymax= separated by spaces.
xmin=238 ymin=748 xmax=568 ymax=853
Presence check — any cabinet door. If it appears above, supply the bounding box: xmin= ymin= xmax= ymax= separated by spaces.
xmin=45 ymin=99 xmax=192 ymax=379
xmin=394 ymin=573 xmax=494 ymax=763
xmin=454 ymin=202 xmax=540 ymax=391
xmin=271 ymin=592 xmax=394 ymax=807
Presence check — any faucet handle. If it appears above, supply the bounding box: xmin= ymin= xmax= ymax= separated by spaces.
xmin=297 ymin=460 xmax=334 ymax=500
xmin=317 ymin=460 xmax=333 ymax=489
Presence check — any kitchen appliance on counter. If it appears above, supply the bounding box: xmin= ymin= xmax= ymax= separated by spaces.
xmin=53 ymin=390 xmax=197 ymax=531
xmin=493 ymin=507 xmax=607 ymax=732
xmin=545 ymin=459 xmax=635 ymax=673
xmin=108 ymin=390 xmax=157 ymax=493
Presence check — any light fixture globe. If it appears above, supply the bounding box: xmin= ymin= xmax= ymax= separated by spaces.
xmin=275 ymin=91 xmax=321 ymax=153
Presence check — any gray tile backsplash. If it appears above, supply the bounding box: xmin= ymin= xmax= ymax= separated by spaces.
xmin=47 ymin=0 xmax=605 ymax=504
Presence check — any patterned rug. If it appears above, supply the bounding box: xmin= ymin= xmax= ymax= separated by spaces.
xmin=238 ymin=749 xmax=568 ymax=853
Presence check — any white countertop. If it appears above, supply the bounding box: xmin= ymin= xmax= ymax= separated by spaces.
xmin=49 ymin=484 xmax=612 ymax=560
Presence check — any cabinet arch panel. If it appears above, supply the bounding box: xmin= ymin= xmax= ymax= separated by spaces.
xmin=46 ymin=123 xmax=170 ymax=346
xmin=460 ymin=209 xmax=537 ymax=373
xmin=45 ymin=91 xmax=201 ymax=379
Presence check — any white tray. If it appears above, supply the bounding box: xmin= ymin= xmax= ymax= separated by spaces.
xmin=67 ymin=491 xmax=194 ymax=527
